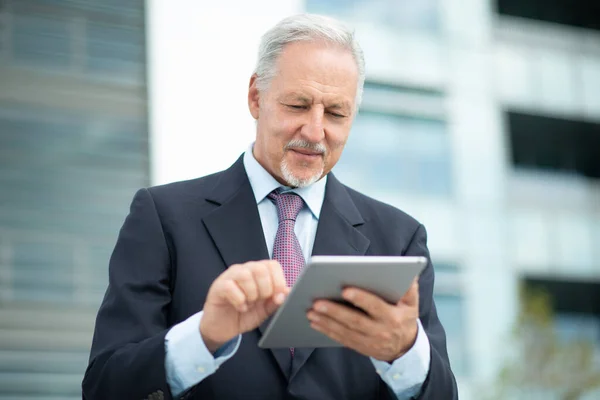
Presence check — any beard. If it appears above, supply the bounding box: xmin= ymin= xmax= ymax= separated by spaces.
xmin=280 ymin=139 xmax=327 ymax=188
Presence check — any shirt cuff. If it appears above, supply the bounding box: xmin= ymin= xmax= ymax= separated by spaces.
xmin=165 ymin=310 xmax=241 ymax=398
xmin=370 ymin=319 xmax=431 ymax=400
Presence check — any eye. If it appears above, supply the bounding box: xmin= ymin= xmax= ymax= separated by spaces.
xmin=286 ymin=104 xmax=307 ymax=110
xmin=328 ymin=111 xmax=346 ymax=118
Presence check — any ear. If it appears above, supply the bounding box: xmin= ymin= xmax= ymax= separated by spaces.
xmin=248 ymin=74 xmax=260 ymax=120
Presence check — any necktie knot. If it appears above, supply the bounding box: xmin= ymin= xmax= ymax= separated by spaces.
xmin=268 ymin=190 xmax=304 ymax=223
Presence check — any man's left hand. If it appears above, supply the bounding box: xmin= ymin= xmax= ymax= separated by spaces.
xmin=307 ymin=279 xmax=419 ymax=362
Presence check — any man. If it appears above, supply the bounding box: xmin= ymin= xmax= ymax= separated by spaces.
xmin=83 ymin=14 xmax=458 ymax=400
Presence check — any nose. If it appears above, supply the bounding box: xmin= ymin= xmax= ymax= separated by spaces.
xmin=300 ymin=107 xmax=325 ymax=143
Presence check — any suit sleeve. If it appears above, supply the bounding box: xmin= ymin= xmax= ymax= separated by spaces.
xmin=82 ymin=188 xmax=176 ymax=400
xmin=405 ymin=224 xmax=459 ymax=399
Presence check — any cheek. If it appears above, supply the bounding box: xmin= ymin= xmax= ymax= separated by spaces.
xmin=267 ymin=108 xmax=299 ymax=136
xmin=326 ymin=128 xmax=349 ymax=153
xmin=261 ymin=114 xmax=290 ymax=145
xmin=324 ymin=128 xmax=350 ymax=164
xmin=263 ymin=121 xmax=299 ymax=163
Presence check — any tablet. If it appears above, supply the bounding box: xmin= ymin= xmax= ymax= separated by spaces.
xmin=258 ymin=255 xmax=427 ymax=349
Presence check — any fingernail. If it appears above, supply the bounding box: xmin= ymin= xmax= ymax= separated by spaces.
xmin=316 ymin=304 xmax=327 ymax=313
xmin=344 ymin=290 xmax=355 ymax=300
xmin=307 ymin=312 xmax=319 ymax=322
xmin=274 ymin=293 xmax=285 ymax=304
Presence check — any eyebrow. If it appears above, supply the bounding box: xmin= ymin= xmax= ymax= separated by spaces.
xmin=327 ymin=102 xmax=351 ymax=111
xmin=280 ymin=94 xmax=351 ymax=112
xmin=279 ymin=93 xmax=311 ymax=104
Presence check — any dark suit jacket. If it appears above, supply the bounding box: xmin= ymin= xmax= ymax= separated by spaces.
xmin=82 ymin=155 xmax=458 ymax=400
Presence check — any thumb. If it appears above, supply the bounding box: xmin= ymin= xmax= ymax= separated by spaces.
xmin=264 ymin=292 xmax=286 ymax=316
xmin=399 ymin=278 xmax=419 ymax=308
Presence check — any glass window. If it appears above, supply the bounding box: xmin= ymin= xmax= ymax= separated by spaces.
xmin=333 ymin=82 xmax=451 ymax=198
xmin=7 ymin=0 xmax=146 ymax=84
xmin=86 ymin=21 xmax=146 ymax=83
xmin=596 ymin=217 xmax=600 ymax=262
xmin=306 ymin=0 xmax=440 ymax=34
xmin=11 ymin=241 xmax=74 ymax=302
xmin=497 ymin=0 xmax=600 ymax=31
xmin=554 ymin=313 xmax=600 ymax=344
xmin=508 ymin=111 xmax=600 ymax=180
xmin=0 ymin=104 xmax=149 ymax=304
xmin=12 ymin=13 xmax=71 ymax=68
xmin=434 ymin=293 xmax=468 ymax=377
xmin=581 ymin=57 xmax=600 ymax=116
xmin=431 ymin=264 xmax=467 ymax=376
xmin=334 ymin=111 xmax=452 ymax=197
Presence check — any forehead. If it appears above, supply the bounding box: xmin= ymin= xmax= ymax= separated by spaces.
xmin=270 ymin=41 xmax=358 ymax=105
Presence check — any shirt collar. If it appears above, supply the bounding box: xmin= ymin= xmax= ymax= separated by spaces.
xmin=243 ymin=143 xmax=327 ymax=219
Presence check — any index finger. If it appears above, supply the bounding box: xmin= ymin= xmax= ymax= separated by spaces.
xmin=267 ymin=260 xmax=288 ymax=294
xmin=341 ymin=287 xmax=393 ymax=320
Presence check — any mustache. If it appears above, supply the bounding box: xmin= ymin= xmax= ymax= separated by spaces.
xmin=284 ymin=139 xmax=326 ymax=154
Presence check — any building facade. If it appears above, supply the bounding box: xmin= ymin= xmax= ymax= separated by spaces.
xmin=0 ymin=0 xmax=598 ymax=398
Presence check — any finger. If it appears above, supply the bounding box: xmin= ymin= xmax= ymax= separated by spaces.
xmin=250 ymin=262 xmax=274 ymax=300
xmin=341 ymin=287 xmax=394 ymax=320
xmin=399 ymin=279 xmax=419 ymax=308
xmin=221 ymin=279 xmax=248 ymax=312
xmin=308 ymin=311 xmax=367 ymax=350
xmin=263 ymin=297 xmax=281 ymax=316
xmin=267 ymin=260 xmax=287 ymax=294
xmin=233 ymin=267 xmax=259 ymax=303
xmin=311 ymin=300 xmax=378 ymax=335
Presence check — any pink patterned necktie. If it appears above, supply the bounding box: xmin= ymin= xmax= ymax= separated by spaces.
xmin=268 ymin=190 xmax=305 ymax=356
xmin=268 ymin=190 xmax=306 ymax=288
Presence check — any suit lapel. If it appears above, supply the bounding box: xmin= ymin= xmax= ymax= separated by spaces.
xmin=290 ymin=174 xmax=370 ymax=382
xmin=202 ymin=158 xmax=269 ymax=267
xmin=202 ymin=156 xmax=292 ymax=380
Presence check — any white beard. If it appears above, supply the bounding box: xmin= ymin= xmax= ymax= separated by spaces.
xmin=280 ymin=139 xmax=327 ymax=188
xmin=280 ymin=158 xmax=323 ymax=188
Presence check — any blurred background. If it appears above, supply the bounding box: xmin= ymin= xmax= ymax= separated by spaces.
xmin=0 ymin=0 xmax=598 ymax=399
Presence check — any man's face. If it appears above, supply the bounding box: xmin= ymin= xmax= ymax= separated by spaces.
xmin=248 ymin=41 xmax=358 ymax=187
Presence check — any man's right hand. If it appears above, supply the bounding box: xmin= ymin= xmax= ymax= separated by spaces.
xmin=199 ymin=260 xmax=289 ymax=353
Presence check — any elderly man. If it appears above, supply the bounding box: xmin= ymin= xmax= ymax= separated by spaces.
xmin=83 ymin=14 xmax=458 ymax=400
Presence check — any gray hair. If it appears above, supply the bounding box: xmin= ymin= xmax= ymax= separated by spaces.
xmin=254 ymin=13 xmax=365 ymax=110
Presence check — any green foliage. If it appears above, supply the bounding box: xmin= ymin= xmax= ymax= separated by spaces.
xmin=487 ymin=284 xmax=600 ymax=400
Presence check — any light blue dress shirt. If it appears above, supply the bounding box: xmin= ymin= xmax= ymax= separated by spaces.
xmin=165 ymin=144 xmax=431 ymax=399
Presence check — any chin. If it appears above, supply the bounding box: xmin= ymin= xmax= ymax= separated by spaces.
xmin=280 ymin=160 xmax=323 ymax=188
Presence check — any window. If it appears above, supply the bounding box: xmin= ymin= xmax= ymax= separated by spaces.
xmin=433 ymin=263 xmax=468 ymax=377
xmin=496 ymin=0 xmax=600 ymax=31
xmin=512 ymin=278 xmax=600 ymax=398
xmin=333 ymin=83 xmax=452 ymax=197
xmin=305 ymin=0 xmax=440 ymax=34
xmin=86 ymin=19 xmax=145 ymax=80
xmin=12 ymin=12 xmax=71 ymax=67
xmin=435 ymin=294 xmax=468 ymax=377
xmin=524 ymin=277 xmax=600 ymax=317
xmin=3 ymin=0 xmax=146 ymax=84
xmin=554 ymin=313 xmax=600 ymax=344
xmin=508 ymin=111 xmax=600 ymax=180
xmin=0 ymin=105 xmax=149 ymax=304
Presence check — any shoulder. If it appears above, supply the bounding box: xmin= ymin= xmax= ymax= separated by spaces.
xmin=124 ymin=170 xmax=229 ymax=221
xmin=123 ymin=170 xmax=230 ymax=235
xmin=145 ymin=170 xmax=223 ymax=202
xmin=337 ymin=182 xmax=425 ymax=254
xmin=343 ymin=184 xmax=421 ymax=228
